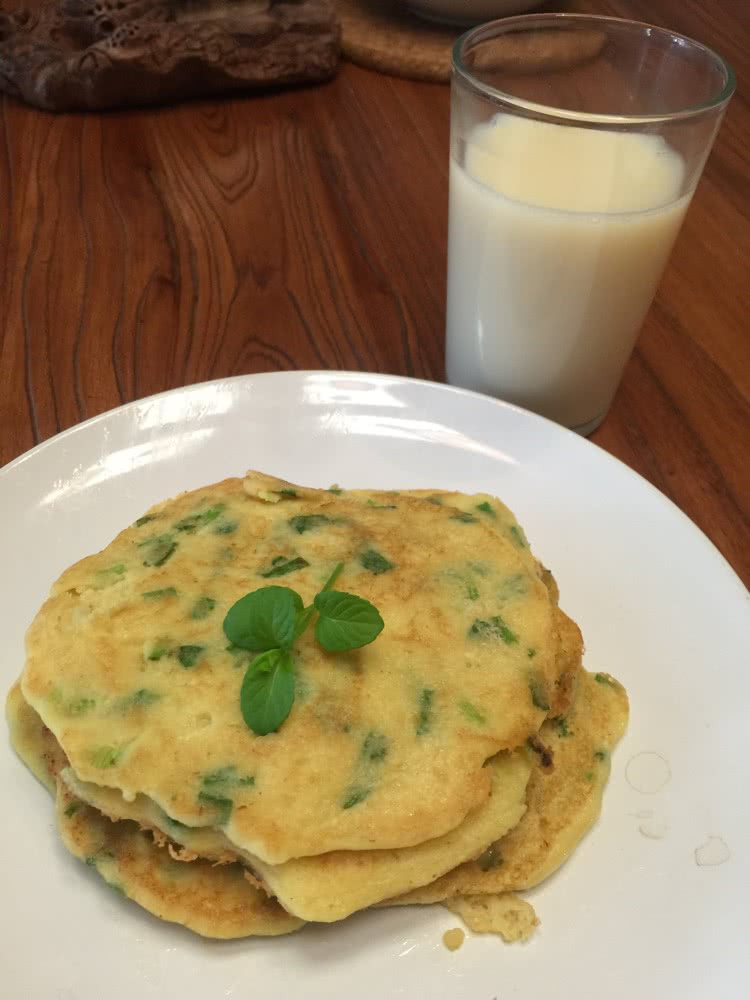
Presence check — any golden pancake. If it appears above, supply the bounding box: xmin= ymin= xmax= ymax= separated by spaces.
xmin=6 ymin=681 xmax=302 ymax=939
xmin=55 ymin=785 xmax=303 ymax=939
xmin=330 ymin=485 xmax=583 ymax=717
xmin=59 ymin=765 xmax=240 ymax=863
xmin=249 ymin=747 xmax=528 ymax=921
xmin=7 ymin=471 xmax=626 ymax=946
xmin=445 ymin=893 xmax=539 ymax=943
xmin=6 ymin=680 xmax=66 ymax=791
xmin=62 ymin=744 xmax=532 ymax=922
xmin=22 ymin=473 xmax=565 ymax=864
xmin=10 ymin=682 xmax=531 ymax=928
xmin=388 ymin=669 xmax=629 ymax=905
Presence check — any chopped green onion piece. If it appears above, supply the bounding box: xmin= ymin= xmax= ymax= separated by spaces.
xmin=342 ymin=786 xmax=370 ymax=810
xmin=451 ymin=511 xmax=477 ymax=523
xmin=177 ymin=645 xmax=205 ymax=668
xmin=468 ymin=616 xmax=518 ymax=645
xmin=359 ymin=549 xmax=394 ymax=575
xmin=197 ymin=791 xmax=233 ymax=824
xmin=259 ymin=556 xmax=310 ymax=578
xmin=143 ymin=587 xmax=178 ymax=599
xmin=416 ymin=688 xmax=434 ymax=736
xmin=191 ymin=596 xmax=216 ymax=620
xmin=361 ymin=731 xmax=388 ymax=762
xmin=90 ymin=746 xmax=121 ymax=768
xmin=477 ymin=845 xmax=503 ymax=871
xmin=529 ymin=677 xmax=550 ymax=712
xmin=139 ymin=534 xmax=177 ymax=567
xmin=476 ymin=501 xmax=496 ymax=518
xmin=289 ymin=514 xmax=332 ymax=534
xmin=459 ymin=700 xmax=486 ymax=725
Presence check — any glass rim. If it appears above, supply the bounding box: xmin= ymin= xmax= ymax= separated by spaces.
xmin=452 ymin=12 xmax=736 ymax=126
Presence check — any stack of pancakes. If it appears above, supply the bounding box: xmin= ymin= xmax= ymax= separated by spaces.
xmin=6 ymin=472 xmax=628 ymax=942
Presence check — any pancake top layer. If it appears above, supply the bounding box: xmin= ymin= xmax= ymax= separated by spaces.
xmin=22 ymin=472 xmax=563 ymax=865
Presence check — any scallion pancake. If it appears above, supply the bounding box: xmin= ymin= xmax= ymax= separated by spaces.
xmin=388 ymin=669 xmax=629 ymax=906
xmin=333 ymin=485 xmax=583 ymax=718
xmin=22 ymin=473 xmax=568 ymax=864
xmin=59 ymin=738 xmax=533 ymax=922
xmin=56 ymin=785 xmax=304 ymax=940
xmin=6 ymin=682 xmax=302 ymax=939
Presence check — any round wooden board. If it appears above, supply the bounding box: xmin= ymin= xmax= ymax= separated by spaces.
xmin=337 ymin=0 xmax=459 ymax=83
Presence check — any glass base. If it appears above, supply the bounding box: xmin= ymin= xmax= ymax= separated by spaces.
xmin=444 ymin=355 xmax=613 ymax=436
xmin=571 ymin=410 xmax=608 ymax=436
xmin=444 ymin=371 xmax=612 ymax=437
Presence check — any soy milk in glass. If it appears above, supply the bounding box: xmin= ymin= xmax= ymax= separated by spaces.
xmin=447 ymin=15 xmax=735 ymax=433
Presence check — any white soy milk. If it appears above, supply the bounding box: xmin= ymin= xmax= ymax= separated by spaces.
xmin=446 ymin=114 xmax=690 ymax=431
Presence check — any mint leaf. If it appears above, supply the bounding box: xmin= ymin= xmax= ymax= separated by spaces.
xmin=320 ymin=562 xmax=344 ymax=593
xmin=240 ymin=648 xmax=295 ymax=735
xmin=313 ymin=591 xmax=384 ymax=651
xmin=223 ymin=586 xmax=301 ymax=652
xmin=227 ymin=562 xmax=382 ymax=736
xmin=293 ymin=605 xmax=316 ymax=641
xmin=292 ymin=562 xmax=345 ymax=640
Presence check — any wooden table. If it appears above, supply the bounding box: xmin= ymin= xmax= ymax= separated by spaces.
xmin=0 ymin=0 xmax=747 ymax=585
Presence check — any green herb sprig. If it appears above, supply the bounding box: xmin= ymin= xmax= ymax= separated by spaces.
xmin=223 ymin=563 xmax=383 ymax=736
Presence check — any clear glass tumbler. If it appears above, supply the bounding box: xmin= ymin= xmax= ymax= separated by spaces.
xmin=445 ymin=14 xmax=735 ymax=434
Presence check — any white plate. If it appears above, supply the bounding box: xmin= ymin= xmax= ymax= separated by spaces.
xmin=2 ymin=371 xmax=748 ymax=999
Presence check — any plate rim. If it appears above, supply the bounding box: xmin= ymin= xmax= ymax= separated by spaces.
xmin=1 ymin=369 xmax=745 ymax=596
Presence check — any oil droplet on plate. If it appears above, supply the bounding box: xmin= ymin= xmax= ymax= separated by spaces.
xmin=638 ymin=818 xmax=668 ymax=839
xmin=443 ymin=928 xmax=465 ymax=952
xmin=694 ymin=836 xmax=730 ymax=867
xmin=625 ymin=752 xmax=671 ymax=793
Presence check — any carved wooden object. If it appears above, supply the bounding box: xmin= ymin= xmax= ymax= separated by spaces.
xmin=0 ymin=0 xmax=339 ymax=110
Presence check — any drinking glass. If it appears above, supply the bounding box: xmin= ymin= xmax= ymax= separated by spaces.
xmin=446 ymin=14 xmax=735 ymax=434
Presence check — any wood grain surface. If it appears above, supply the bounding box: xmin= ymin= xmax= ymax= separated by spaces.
xmin=0 ymin=0 xmax=747 ymax=585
